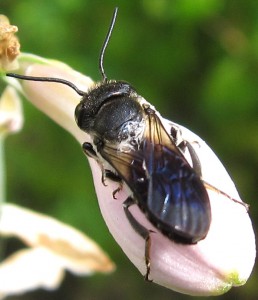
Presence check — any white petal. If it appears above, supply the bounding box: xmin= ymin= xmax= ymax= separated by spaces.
xmin=22 ymin=63 xmax=94 ymax=142
xmin=0 ymin=247 xmax=64 ymax=299
xmin=0 ymin=86 xmax=23 ymax=135
xmin=0 ymin=203 xmax=115 ymax=274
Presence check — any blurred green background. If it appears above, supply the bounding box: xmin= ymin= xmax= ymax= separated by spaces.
xmin=1 ymin=0 xmax=257 ymax=299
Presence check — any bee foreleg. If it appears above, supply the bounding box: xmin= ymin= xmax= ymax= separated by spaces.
xmin=82 ymin=142 xmax=107 ymax=186
xmin=104 ymin=170 xmax=123 ymax=199
xmin=82 ymin=142 xmax=121 ymax=191
xmin=104 ymin=169 xmax=122 ymax=182
xmin=82 ymin=142 xmax=98 ymax=158
xmin=123 ymin=196 xmax=153 ymax=282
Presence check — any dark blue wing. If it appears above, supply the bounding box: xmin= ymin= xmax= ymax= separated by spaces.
xmin=143 ymin=143 xmax=211 ymax=243
xmin=100 ymin=108 xmax=211 ymax=244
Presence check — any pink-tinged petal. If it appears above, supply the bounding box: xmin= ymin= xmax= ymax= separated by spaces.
xmin=90 ymin=127 xmax=255 ymax=295
xmin=17 ymin=62 xmax=256 ymax=295
xmin=20 ymin=62 xmax=94 ymax=142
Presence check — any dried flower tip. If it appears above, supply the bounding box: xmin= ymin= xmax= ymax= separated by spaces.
xmin=0 ymin=15 xmax=20 ymax=71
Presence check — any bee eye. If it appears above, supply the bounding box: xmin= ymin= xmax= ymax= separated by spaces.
xmin=75 ymin=102 xmax=83 ymax=128
xmin=74 ymin=103 xmax=82 ymax=128
xmin=75 ymin=102 xmax=93 ymax=132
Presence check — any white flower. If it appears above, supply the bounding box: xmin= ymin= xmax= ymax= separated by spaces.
xmin=0 ymin=65 xmax=114 ymax=299
xmin=0 ymin=203 xmax=115 ymax=299
xmin=5 ymin=55 xmax=256 ymax=296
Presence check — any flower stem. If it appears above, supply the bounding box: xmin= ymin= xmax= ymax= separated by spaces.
xmin=0 ymin=136 xmax=6 ymax=261
xmin=0 ymin=136 xmax=5 ymax=207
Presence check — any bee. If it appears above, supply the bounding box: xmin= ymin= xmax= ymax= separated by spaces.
xmin=6 ymin=7 xmax=248 ymax=280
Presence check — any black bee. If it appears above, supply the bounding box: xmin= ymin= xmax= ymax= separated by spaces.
xmin=6 ymin=7 xmax=247 ymax=280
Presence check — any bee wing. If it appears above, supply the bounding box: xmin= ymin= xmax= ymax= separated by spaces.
xmin=100 ymin=109 xmax=211 ymax=243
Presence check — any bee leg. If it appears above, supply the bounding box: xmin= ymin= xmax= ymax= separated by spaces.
xmin=203 ymin=181 xmax=249 ymax=210
xmin=104 ymin=170 xmax=123 ymax=199
xmin=179 ymin=141 xmax=249 ymax=210
xmin=180 ymin=140 xmax=202 ymax=177
xmin=170 ymin=125 xmax=182 ymax=144
xmin=82 ymin=142 xmax=108 ymax=186
xmin=169 ymin=125 xmax=203 ymax=177
xmin=82 ymin=142 xmax=123 ymax=195
xmin=104 ymin=169 xmax=122 ymax=182
xmin=123 ymin=197 xmax=153 ymax=282
xmin=82 ymin=142 xmax=98 ymax=159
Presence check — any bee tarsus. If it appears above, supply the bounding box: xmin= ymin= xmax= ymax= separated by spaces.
xmin=123 ymin=196 xmax=153 ymax=281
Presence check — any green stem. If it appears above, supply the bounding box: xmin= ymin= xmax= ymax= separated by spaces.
xmin=0 ymin=136 xmax=6 ymax=261
xmin=0 ymin=136 xmax=5 ymax=205
xmin=0 ymin=136 xmax=5 ymax=207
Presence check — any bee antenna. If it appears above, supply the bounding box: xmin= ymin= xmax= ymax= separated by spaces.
xmin=99 ymin=7 xmax=118 ymax=82
xmin=5 ymin=73 xmax=86 ymax=96
xmin=6 ymin=8 xmax=119 ymax=93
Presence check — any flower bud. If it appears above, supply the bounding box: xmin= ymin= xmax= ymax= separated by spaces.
xmin=12 ymin=59 xmax=255 ymax=296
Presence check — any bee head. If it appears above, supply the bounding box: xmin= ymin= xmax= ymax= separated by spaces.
xmin=75 ymin=80 xmax=144 ymax=143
